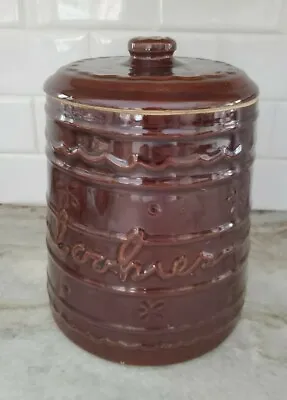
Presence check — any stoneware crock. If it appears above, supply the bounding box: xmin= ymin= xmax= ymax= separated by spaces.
xmin=44 ymin=36 xmax=259 ymax=366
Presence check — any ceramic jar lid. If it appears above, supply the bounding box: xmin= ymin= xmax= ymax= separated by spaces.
xmin=44 ymin=36 xmax=258 ymax=111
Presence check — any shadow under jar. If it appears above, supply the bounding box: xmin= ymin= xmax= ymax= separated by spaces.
xmin=44 ymin=36 xmax=258 ymax=366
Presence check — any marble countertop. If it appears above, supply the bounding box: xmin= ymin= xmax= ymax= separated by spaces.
xmin=0 ymin=206 xmax=286 ymax=400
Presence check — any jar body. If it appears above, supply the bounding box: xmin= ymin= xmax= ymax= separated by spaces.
xmin=46 ymin=97 xmax=257 ymax=365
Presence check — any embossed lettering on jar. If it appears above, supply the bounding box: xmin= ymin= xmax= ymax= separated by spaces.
xmin=44 ymin=36 xmax=259 ymax=366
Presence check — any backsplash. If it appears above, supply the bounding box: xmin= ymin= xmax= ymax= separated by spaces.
xmin=0 ymin=0 xmax=286 ymax=209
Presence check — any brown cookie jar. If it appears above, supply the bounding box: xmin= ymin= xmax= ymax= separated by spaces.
xmin=44 ymin=37 xmax=258 ymax=366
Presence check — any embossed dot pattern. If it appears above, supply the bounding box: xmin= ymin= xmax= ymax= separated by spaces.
xmin=64 ymin=57 xmax=239 ymax=80
xmin=148 ymin=203 xmax=162 ymax=216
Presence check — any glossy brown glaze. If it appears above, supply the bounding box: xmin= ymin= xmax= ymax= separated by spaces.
xmin=45 ymin=37 xmax=258 ymax=365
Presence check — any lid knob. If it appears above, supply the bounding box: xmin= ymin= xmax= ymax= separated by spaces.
xmin=128 ymin=36 xmax=176 ymax=60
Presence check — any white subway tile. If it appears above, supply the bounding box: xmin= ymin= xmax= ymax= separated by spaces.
xmin=269 ymin=102 xmax=287 ymax=158
xmin=252 ymin=159 xmax=287 ymax=210
xmin=0 ymin=97 xmax=36 ymax=153
xmin=255 ymin=101 xmax=276 ymax=158
xmin=218 ymin=34 xmax=287 ymax=100
xmin=26 ymin=0 xmax=160 ymax=29
xmin=164 ymin=33 xmax=218 ymax=59
xmin=0 ymin=31 xmax=89 ymax=95
xmin=33 ymin=97 xmax=46 ymax=153
xmin=161 ymin=0 xmax=282 ymax=32
xmin=279 ymin=1 xmax=287 ymax=33
xmin=1 ymin=0 xmax=287 ymax=210
xmin=24 ymin=0 xmax=54 ymax=26
xmin=0 ymin=0 xmax=21 ymax=27
xmin=90 ymin=31 xmax=140 ymax=57
xmin=56 ymin=0 xmax=91 ymax=21
xmin=90 ymin=32 xmax=218 ymax=59
xmin=0 ymin=154 xmax=46 ymax=204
